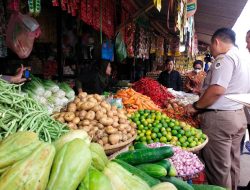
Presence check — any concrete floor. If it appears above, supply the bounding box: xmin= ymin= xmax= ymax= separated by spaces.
xmin=239 ymin=130 xmax=250 ymax=186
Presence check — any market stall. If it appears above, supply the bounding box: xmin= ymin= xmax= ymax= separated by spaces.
xmin=0 ymin=0 xmax=235 ymax=189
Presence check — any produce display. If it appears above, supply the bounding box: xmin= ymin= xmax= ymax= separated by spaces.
xmin=133 ymin=78 xmax=174 ymax=108
xmin=0 ymin=79 xmax=68 ymax=142
xmin=131 ymin=110 xmax=206 ymax=149
xmin=115 ymin=88 xmax=161 ymax=113
xmin=148 ymin=143 xmax=204 ymax=178
xmin=22 ymin=76 xmax=75 ymax=114
xmin=164 ymin=99 xmax=200 ymax=127
xmin=53 ymin=92 xmax=137 ymax=148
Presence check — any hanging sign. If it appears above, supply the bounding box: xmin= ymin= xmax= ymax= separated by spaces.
xmin=153 ymin=0 xmax=162 ymax=12
xmin=187 ymin=0 xmax=197 ymax=18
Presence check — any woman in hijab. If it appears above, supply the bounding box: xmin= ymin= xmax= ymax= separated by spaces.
xmin=76 ymin=59 xmax=112 ymax=94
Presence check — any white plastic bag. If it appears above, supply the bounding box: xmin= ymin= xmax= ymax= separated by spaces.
xmin=6 ymin=12 xmax=41 ymax=58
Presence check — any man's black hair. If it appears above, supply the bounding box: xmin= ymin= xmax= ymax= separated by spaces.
xmin=211 ymin=28 xmax=236 ymax=45
xmin=193 ymin=60 xmax=203 ymax=68
xmin=165 ymin=57 xmax=174 ymax=65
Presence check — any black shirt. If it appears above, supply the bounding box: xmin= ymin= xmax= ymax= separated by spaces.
xmin=158 ymin=70 xmax=182 ymax=91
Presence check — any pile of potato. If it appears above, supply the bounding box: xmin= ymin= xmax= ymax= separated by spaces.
xmin=53 ymin=92 xmax=137 ymax=148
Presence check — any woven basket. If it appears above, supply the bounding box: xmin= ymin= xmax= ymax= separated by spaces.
xmin=186 ymin=135 xmax=209 ymax=152
xmin=104 ymin=135 xmax=137 ymax=155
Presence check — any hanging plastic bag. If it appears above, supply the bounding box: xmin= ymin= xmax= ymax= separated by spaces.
xmin=115 ymin=32 xmax=127 ymax=62
xmin=6 ymin=12 xmax=41 ymax=59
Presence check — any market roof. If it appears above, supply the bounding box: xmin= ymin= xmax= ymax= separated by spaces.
xmin=195 ymin=0 xmax=248 ymax=44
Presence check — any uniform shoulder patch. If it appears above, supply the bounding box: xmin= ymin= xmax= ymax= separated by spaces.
xmin=215 ymin=62 xmax=222 ymax=69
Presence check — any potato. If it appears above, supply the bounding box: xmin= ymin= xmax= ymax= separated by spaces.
xmin=122 ymin=130 xmax=127 ymax=134
xmin=96 ymin=130 xmax=104 ymax=139
xmin=100 ymin=108 xmax=107 ymax=114
xmin=127 ymin=133 xmax=132 ymax=139
xmin=106 ymin=126 xmax=118 ymax=134
xmin=78 ymin=92 xmax=88 ymax=99
xmin=96 ymin=111 xmax=104 ymax=120
xmin=131 ymin=122 xmax=137 ymax=128
xmin=100 ymin=101 xmax=111 ymax=111
xmin=90 ymin=120 xmax=98 ymax=125
xmin=109 ymin=133 xmax=120 ymax=145
xmin=118 ymin=113 xmax=127 ymax=120
xmin=92 ymin=105 xmax=101 ymax=112
xmin=100 ymin=118 xmax=113 ymax=126
xmin=85 ymin=110 xmax=95 ymax=120
xmin=130 ymin=130 xmax=136 ymax=136
xmin=126 ymin=125 xmax=132 ymax=132
xmin=76 ymin=102 xmax=83 ymax=110
xmin=112 ymin=110 xmax=118 ymax=116
xmin=72 ymin=117 xmax=80 ymax=124
xmin=74 ymin=97 xmax=81 ymax=104
xmin=113 ymin=116 xmax=119 ymax=122
xmin=113 ymin=122 xmax=119 ymax=128
xmin=67 ymin=103 xmax=77 ymax=112
xmin=57 ymin=117 xmax=65 ymax=123
xmin=88 ymin=97 xmax=98 ymax=103
xmin=68 ymin=122 xmax=77 ymax=130
xmin=82 ymin=120 xmax=91 ymax=126
xmin=60 ymin=112 xmax=66 ymax=117
xmin=82 ymin=125 xmax=92 ymax=132
xmin=79 ymin=110 xmax=87 ymax=120
xmin=118 ymin=124 xmax=126 ymax=131
xmin=107 ymin=111 xmax=114 ymax=118
xmin=102 ymin=136 xmax=108 ymax=144
xmin=64 ymin=112 xmax=75 ymax=122
xmin=122 ymin=134 xmax=128 ymax=141
xmin=80 ymin=102 xmax=96 ymax=111
xmin=97 ymin=123 xmax=104 ymax=129
xmin=119 ymin=118 xmax=127 ymax=124
xmin=111 ymin=105 xmax=117 ymax=111
xmin=94 ymin=94 xmax=102 ymax=102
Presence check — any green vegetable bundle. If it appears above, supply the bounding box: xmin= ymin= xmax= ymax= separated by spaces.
xmin=0 ymin=79 xmax=68 ymax=142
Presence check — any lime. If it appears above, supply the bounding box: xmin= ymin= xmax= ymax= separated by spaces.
xmin=172 ymin=136 xmax=178 ymax=142
xmin=165 ymin=118 xmax=170 ymax=123
xmin=188 ymin=136 xmax=194 ymax=143
xmin=160 ymin=136 xmax=167 ymax=143
xmin=180 ymin=121 xmax=187 ymax=127
xmin=190 ymin=141 xmax=197 ymax=148
xmin=162 ymin=131 xmax=167 ymax=136
xmin=182 ymin=142 xmax=188 ymax=147
xmin=201 ymin=134 xmax=207 ymax=139
xmin=148 ymin=123 xmax=153 ymax=128
xmin=139 ymin=133 xmax=145 ymax=137
xmin=146 ymin=130 xmax=152 ymax=136
xmin=179 ymin=129 xmax=185 ymax=135
xmin=175 ymin=121 xmax=180 ymax=126
xmin=166 ymin=127 xmax=172 ymax=132
xmin=142 ymin=121 xmax=148 ymax=126
xmin=136 ymin=121 xmax=141 ymax=126
xmin=160 ymin=127 xmax=166 ymax=132
xmin=166 ymin=134 xmax=172 ymax=141
xmin=169 ymin=122 xmax=175 ymax=128
xmin=177 ymin=134 xmax=182 ymax=139
xmin=151 ymin=133 xmax=157 ymax=139
xmin=138 ymin=124 xmax=144 ymax=130
xmin=163 ymin=122 xmax=168 ymax=128
xmin=146 ymin=136 xmax=151 ymax=140
xmin=157 ymin=133 xmax=162 ymax=138
xmin=170 ymin=140 xmax=177 ymax=146
xmin=137 ymin=130 xmax=141 ymax=134
xmin=156 ymin=115 xmax=162 ymax=120
xmin=145 ymin=110 xmax=150 ymax=113
xmin=154 ymin=138 xmax=160 ymax=142
xmin=176 ymin=141 xmax=181 ymax=146
xmin=171 ymin=130 xmax=178 ymax=136
xmin=179 ymin=137 xmax=186 ymax=143
xmin=185 ymin=130 xmax=192 ymax=137
xmin=194 ymin=137 xmax=199 ymax=142
xmin=144 ymin=127 xmax=148 ymax=130
xmin=136 ymin=136 xmax=140 ymax=141
xmin=173 ymin=126 xmax=181 ymax=131
xmin=197 ymin=141 xmax=202 ymax=146
xmin=153 ymin=128 xmax=159 ymax=133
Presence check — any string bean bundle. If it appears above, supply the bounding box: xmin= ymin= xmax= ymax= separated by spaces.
xmin=0 ymin=79 xmax=69 ymax=142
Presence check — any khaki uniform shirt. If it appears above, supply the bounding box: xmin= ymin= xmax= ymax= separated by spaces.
xmin=201 ymin=47 xmax=250 ymax=110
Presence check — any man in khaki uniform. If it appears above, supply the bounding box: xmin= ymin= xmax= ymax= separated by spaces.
xmin=185 ymin=28 xmax=250 ymax=190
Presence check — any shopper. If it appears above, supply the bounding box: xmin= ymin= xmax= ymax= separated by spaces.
xmin=184 ymin=60 xmax=206 ymax=95
xmin=158 ymin=58 xmax=182 ymax=91
xmin=185 ymin=28 xmax=250 ymax=190
xmin=76 ymin=59 xmax=112 ymax=94
xmin=242 ymin=30 xmax=250 ymax=153
xmin=0 ymin=65 xmax=27 ymax=84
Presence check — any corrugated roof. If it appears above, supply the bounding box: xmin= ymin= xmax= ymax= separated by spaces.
xmin=195 ymin=0 xmax=248 ymax=44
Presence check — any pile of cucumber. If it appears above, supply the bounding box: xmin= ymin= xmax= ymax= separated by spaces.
xmin=115 ymin=143 xmax=227 ymax=190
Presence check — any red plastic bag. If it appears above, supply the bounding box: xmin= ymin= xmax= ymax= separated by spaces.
xmin=6 ymin=12 xmax=41 ymax=59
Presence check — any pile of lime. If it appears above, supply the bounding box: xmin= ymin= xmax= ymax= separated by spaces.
xmin=130 ymin=110 xmax=206 ymax=149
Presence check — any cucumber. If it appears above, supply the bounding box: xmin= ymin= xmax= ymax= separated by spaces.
xmin=136 ymin=163 xmax=167 ymax=178
xmin=168 ymin=165 xmax=177 ymax=177
xmin=192 ymin=184 xmax=227 ymax=190
xmin=113 ymin=159 xmax=160 ymax=187
xmin=160 ymin=177 xmax=194 ymax=190
xmin=116 ymin=146 xmax=174 ymax=165
xmin=154 ymin=160 xmax=171 ymax=173
xmin=134 ymin=142 xmax=148 ymax=149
